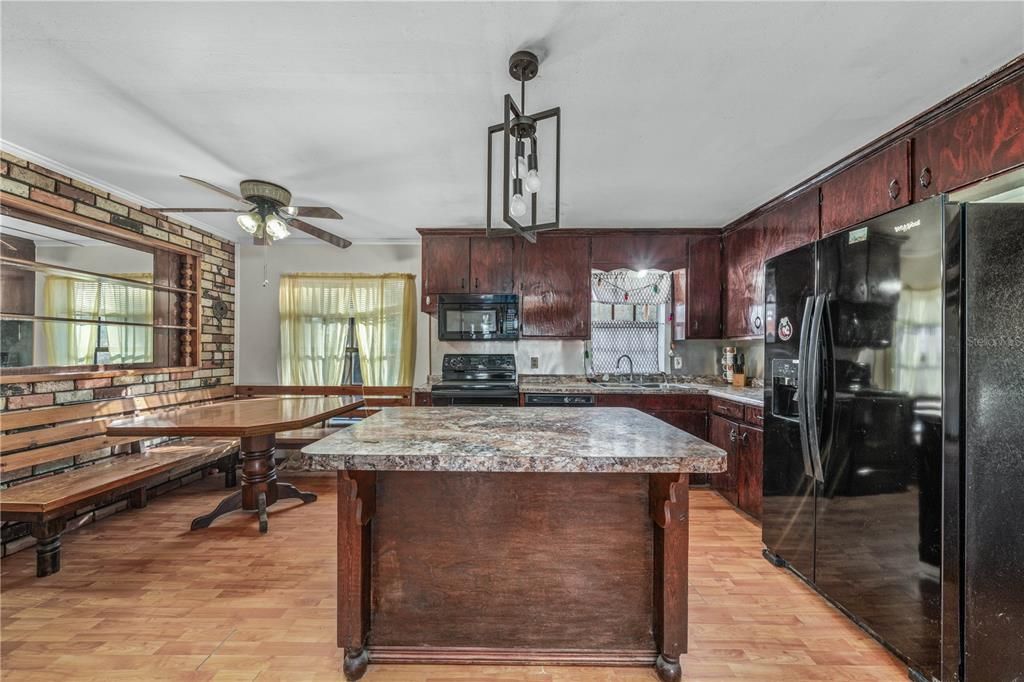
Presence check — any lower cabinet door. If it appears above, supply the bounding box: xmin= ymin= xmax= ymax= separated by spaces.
xmin=708 ymin=414 xmax=739 ymax=505
xmin=737 ymin=424 xmax=764 ymax=520
xmin=650 ymin=409 xmax=707 ymax=440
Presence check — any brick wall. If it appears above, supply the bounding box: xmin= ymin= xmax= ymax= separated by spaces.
xmin=0 ymin=149 xmax=237 ymax=557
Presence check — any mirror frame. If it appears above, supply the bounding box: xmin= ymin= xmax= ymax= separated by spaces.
xmin=0 ymin=193 xmax=203 ymax=378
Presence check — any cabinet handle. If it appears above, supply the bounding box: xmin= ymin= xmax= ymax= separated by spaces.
xmin=461 ymin=277 xmax=466 ymax=290
xmin=919 ymin=167 xmax=932 ymax=189
xmin=740 ymin=431 xmax=749 ymax=444
xmin=888 ymin=178 xmax=901 ymax=200
xmin=729 ymin=428 xmax=738 ymax=443
xmin=475 ymin=277 xmax=480 ymax=289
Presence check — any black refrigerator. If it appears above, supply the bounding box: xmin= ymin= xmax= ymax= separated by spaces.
xmin=762 ymin=196 xmax=1024 ymax=681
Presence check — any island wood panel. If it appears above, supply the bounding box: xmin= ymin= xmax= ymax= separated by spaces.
xmin=913 ymin=77 xmax=1024 ymax=201
xmin=421 ymin=235 xmax=471 ymax=312
xmin=519 ymin=235 xmax=591 ymax=338
xmin=686 ymin=235 xmax=721 ymax=338
xmin=762 ymin=189 xmax=820 ymax=261
xmin=469 ymin=236 xmax=516 ymax=293
xmin=821 ymin=141 xmax=911 ymax=237
xmin=723 ymin=220 xmax=765 ymax=338
xmin=368 ymin=471 xmax=656 ymax=653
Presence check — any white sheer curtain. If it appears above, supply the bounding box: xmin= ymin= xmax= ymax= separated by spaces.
xmin=279 ymin=273 xmax=416 ymax=386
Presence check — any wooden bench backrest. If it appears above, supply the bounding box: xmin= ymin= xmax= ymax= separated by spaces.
xmin=1 ymin=385 xmax=235 ymax=477
xmin=233 ymin=385 xmax=412 ymax=416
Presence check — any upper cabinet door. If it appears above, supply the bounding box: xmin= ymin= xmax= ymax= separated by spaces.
xmin=469 ymin=236 xmax=516 ymax=293
xmin=519 ymin=235 xmax=591 ymax=338
xmin=913 ymin=79 xmax=1024 ymax=201
xmin=821 ymin=141 xmax=911 ymax=236
xmin=723 ymin=221 xmax=765 ymax=338
xmin=591 ymin=233 xmax=689 ymax=272
xmin=421 ymin=235 xmax=471 ymax=312
xmin=762 ymin=189 xmax=820 ymax=261
xmin=685 ymin=235 xmax=721 ymax=339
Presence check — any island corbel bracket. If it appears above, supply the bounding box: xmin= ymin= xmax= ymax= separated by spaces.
xmin=337 ymin=470 xmax=377 ymax=681
xmin=650 ymin=473 xmax=689 ymax=682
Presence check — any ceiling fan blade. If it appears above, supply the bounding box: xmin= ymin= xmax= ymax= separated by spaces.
xmin=153 ymin=207 xmax=246 ymax=213
xmin=284 ymin=206 xmax=344 ymax=220
xmin=288 ymin=218 xmax=352 ymax=249
xmin=180 ymin=175 xmax=252 ymax=205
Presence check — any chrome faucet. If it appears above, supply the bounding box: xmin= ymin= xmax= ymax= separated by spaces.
xmin=615 ymin=355 xmax=635 ymax=383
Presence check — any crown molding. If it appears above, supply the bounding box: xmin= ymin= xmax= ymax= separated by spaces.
xmin=0 ymin=139 xmax=238 ymax=242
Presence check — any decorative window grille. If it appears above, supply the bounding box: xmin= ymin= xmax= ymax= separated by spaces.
xmin=590 ymin=270 xmax=670 ymax=375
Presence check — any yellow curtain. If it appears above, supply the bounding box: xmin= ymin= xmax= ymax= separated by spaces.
xmin=279 ymin=273 xmax=417 ymax=386
xmin=43 ymin=274 xmax=153 ymax=365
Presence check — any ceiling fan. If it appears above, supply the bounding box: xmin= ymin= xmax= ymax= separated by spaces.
xmin=151 ymin=176 xmax=351 ymax=248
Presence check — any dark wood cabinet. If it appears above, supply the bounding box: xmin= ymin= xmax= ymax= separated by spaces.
xmin=413 ymin=391 xmax=431 ymax=406
xmin=912 ymin=79 xmax=1024 ymax=202
xmin=709 ymin=399 xmax=764 ymax=521
xmin=519 ymin=235 xmax=591 ymax=338
xmin=685 ymin=235 xmax=721 ymax=339
xmin=591 ymin=233 xmax=689 ymax=272
xmin=762 ymin=189 xmax=819 ymax=261
xmin=821 ymin=141 xmax=911 ymax=236
xmin=421 ymin=235 xmax=471 ymax=312
xmin=723 ymin=220 xmax=765 ymax=338
xmin=736 ymin=423 xmax=763 ymax=520
xmin=650 ymin=409 xmax=707 ymax=441
xmin=469 ymin=237 xmax=516 ymax=293
xmin=708 ymin=413 xmax=739 ymax=506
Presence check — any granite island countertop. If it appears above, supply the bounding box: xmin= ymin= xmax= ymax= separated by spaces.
xmin=302 ymin=406 xmax=726 ymax=474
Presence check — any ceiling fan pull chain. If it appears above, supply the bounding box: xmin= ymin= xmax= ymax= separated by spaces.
xmin=262 ymin=247 xmax=270 ymax=288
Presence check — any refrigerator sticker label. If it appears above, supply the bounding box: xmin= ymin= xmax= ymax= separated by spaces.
xmin=894 ymin=218 xmax=921 ymax=233
xmin=778 ymin=316 xmax=793 ymax=341
xmin=848 ymin=227 xmax=868 ymax=244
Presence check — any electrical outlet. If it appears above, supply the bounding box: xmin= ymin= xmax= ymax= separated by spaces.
xmin=530 ymin=356 xmax=539 ymax=369
xmin=673 ymin=356 xmax=683 ymax=370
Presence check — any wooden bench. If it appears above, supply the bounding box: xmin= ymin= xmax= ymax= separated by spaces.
xmin=235 ymin=385 xmax=412 ymax=448
xmin=0 ymin=386 xmax=240 ymax=577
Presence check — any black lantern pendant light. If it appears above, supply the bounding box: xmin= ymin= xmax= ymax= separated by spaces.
xmin=486 ymin=50 xmax=561 ymax=242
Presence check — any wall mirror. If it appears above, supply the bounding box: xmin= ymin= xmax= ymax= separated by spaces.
xmin=0 ymin=212 xmax=200 ymax=373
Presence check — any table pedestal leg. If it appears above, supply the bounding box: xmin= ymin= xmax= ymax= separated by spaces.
xmin=190 ymin=434 xmax=318 ymax=532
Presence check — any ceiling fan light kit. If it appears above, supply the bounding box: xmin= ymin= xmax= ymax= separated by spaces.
xmin=149 ymin=176 xmax=351 ymax=248
xmin=486 ymin=50 xmax=561 ymax=243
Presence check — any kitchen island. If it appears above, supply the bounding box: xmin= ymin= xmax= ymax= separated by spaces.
xmin=303 ymin=407 xmax=726 ymax=682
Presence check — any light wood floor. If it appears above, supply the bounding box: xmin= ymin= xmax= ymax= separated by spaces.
xmin=1 ymin=474 xmax=907 ymax=681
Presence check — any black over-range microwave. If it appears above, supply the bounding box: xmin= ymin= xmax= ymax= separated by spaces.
xmin=437 ymin=294 xmax=519 ymax=341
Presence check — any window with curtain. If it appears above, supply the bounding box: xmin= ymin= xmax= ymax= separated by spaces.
xmin=590 ymin=269 xmax=671 ymax=374
xmin=279 ymin=273 xmax=417 ymax=386
xmin=43 ymin=274 xmax=153 ymax=366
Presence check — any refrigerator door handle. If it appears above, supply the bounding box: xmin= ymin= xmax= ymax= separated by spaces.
xmin=796 ymin=296 xmax=815 ymax=479
xmin=807 ymin=293 xmax=826 ymax=483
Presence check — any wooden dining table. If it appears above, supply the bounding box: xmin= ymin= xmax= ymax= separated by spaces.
xmin=107 ymin=395 xmax=364 ymax=533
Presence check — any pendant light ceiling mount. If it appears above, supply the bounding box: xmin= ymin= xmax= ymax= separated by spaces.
xmin=486 ymin=49 xmax=560 ymax=243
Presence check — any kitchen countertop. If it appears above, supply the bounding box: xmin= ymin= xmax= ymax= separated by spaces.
xmin=416 ymin=375 xmax=764 ymax=406
xmin=302 ymin=406 xmax=726 ymax=474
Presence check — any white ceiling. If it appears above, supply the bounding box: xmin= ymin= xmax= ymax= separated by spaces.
xmin=2 ymin=2 xmax=1022 ymax=244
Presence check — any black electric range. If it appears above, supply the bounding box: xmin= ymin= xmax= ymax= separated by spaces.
xmin=430 ymin=353 xmax=519 ymax=407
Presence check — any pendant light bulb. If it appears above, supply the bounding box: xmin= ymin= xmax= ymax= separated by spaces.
xmin=525 ymin=169 xmax=541 ymax=193
xmin=510 ymin=193 xmax=527 ymax=218
xmin=265 ymin=215 xmax=291 ymax=241
xmin=237 ymin=211 xmax=261 ymax=234
xmin=516 ymin=155 xmax=528 ymax=177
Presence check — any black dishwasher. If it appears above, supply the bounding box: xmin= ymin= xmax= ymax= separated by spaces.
xmin=523 ymin=394 xmax=595 ymax=407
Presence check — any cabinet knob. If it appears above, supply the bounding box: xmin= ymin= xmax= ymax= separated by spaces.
xmin=740 ymin=431 xmax=749 ymax=443
xmin=888 ymin=178 xmax=901 ymax=200
xmin=919 ymin=167 xmax=932 ymax=189
xmin=753 ymin=315 xmax=762 ymax=330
